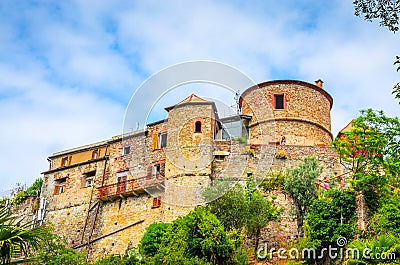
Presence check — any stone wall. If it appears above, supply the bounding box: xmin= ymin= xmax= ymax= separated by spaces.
xmin=241 ymin=81 xmax=333 ymax=146
xmin=86 ymin=194 xmax=164 ymax=261
xmin=41 ymin=158 xmax=107 ymax=246
xmin=30 ymin=83 xmax=350 ymax=261
xmin=163 ymin=103 xmax=215 ymax=221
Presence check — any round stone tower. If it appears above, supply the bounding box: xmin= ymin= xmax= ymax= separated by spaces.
xmin=240 ymin=80 xmax=333 ymax=146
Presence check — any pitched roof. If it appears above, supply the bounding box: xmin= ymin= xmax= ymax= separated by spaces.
xmin=165 ymin=94 xmax=212 ymax=111
xmin=337 ymin=120 xmax=354 ymax=138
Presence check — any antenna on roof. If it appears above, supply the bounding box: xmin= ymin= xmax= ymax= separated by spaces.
xmin=233 ymin=90 xmax=241 ymax=115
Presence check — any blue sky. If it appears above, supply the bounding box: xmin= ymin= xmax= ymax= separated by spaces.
xmin=0 ymin=0 xmax=399 ymax=194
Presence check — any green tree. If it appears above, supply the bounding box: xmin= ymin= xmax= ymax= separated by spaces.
xmin=10 ymin=178 xmax=43 ymax=206
xmin=332 ymin=109 xmax=400 ymax=213
xmin=353 ymin=1 xmax=400 ymax=102
xmin=306 ymin=189 xmax=357 ymax=263
xmin=139 ymin=223 xmax=169 ymax=257
xmin=245 ymin=176 xmax=281 ymax=254
xmin=394 ymin=56 xmax=400 ymax=102
xmin=353 ymin=0 xmax=400 ymax=32
xmin=346 ymin=233 xmax=400 ymax=264
xmin=143 ymin=207 xmax=246 ymax=265
xmin=206 ymin=182 xmax=247 ymax=231
xmin=206 ymin=177 xmax=280 ymax=256
xmin=371 ymin=191 xmax=400 ymax=235
xmin=0 ymin=206 xmax=50 ymax=264
xmin=259 ymin=170 xmax=286 ymax=192
xmin=29 ymin=230 xmax=87 ymax=265
xmin=92 ymin=254 xmax=143 ymax=265
xmin=284 ymin=157 xmax=322 ymax=237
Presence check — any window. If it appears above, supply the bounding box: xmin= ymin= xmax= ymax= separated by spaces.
xmin=158 ymin=132 xmax=167 ymax=149
xmin=122 ymin=146 xmax=130 ymax=156
xmin=61 ymin=156 xmax=70 ymax=167
xmin=117 ymin=174 xmax=127 ymax=194
xmin=152 ymin=164 xmax=161 ymax=176
xmin=152 ymin=197 xmax=161 ymax=208
xmin=117 ymin=170 xmax=129 ymax=179
xmin=195 ymin=121 xmax=202 ymax=133
xmin=85 ymin=178 xmax=93 ymax=188
xmin=215 ymin=155 xmax=225 ymax=161
xmin=274 ymin=94 xmax=284 ymax=109
xmin=83 ymin=171 xmax=96 ymax=188
xmin=54 ymin=177 xmax=67 ymax=195
xmin=92 ymin=150 xmax=99 ymax=159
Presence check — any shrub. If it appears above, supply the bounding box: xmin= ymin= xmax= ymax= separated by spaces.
xmin=11 ymin=178 xmax=43 ymax=206
xmin=275 ymin=150 xmax=288 ymax=159
xmin=241 ymin=148 xmax=255 ymax=157
xmin=259 ymin=171 xmax=286 ymax=192
xmin=139 ymin=222 xmax=169 ymax=257
xmin=235 ymin=137 xmax=247 ymax=144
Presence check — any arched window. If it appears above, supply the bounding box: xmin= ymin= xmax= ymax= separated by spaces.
xmin=195 ymin=121 xmax=202 ymax=133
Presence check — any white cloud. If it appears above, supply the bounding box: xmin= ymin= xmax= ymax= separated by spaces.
xmin=0 ymin=0 xmax=399 ymax=192
xmin=0 ymin=61 xmax=123 ymax=192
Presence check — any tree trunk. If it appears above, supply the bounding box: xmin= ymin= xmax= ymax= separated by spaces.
xmin=254 ymin=227 xmax=261 ymax=256
xmin=297 ymin=210 xmax=304 ymax=237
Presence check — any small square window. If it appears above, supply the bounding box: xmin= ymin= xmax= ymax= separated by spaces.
xmin=83 ymin=171 xmax=96 ymax=188
xmin=152 ymin=197 xmax=161 ymax=208
xmin=85 ymin=178 xmax=93 ymax=187
xmin=122 ymin=146 xmax=130 ymax=156
xmin=54 ymin=177 xmax=67 ymax=195
xmin=61 ymin=157 xmax=69 ymax=167
xmin=152 ymin=165 xmax=161 ymax=176
xmin=274 ymin=94 xmax=284 ymax=109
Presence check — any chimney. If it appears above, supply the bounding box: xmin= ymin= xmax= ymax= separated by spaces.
xmin=315 ymin=79 xmax=324 ymax=88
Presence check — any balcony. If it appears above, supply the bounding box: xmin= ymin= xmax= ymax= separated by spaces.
xmin=98 ymin=174 xmax=164 ymax=201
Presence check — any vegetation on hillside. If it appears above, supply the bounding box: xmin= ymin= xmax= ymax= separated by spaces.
xmin=0 ymin=206 xmax=50 ymax=264
xmin=2 ymin=108 xmax=399 ymax=264
xmin=0 ymin=178 xmax=43 ymax=207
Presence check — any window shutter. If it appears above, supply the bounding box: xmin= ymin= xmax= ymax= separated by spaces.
xmin=147 ymin=166 xmax=152 ymax=177
xmin=68 ymin=156 xmax=72 ymax=165
xmin=152 ymin=133 xmax=159 ymax=150
xmin=53 ymin=185 xmax=60 ymax=195
xmin=160 ymin=163 xmax=165 ymax=175
xmin=152 ymin=197 xmax=161 ymax=208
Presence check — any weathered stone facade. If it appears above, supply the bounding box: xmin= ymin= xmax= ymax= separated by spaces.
xmin=241 ymin=80 xmax=333 ymax=146
xmin=23 ymin=80 xmax=345 ymax=260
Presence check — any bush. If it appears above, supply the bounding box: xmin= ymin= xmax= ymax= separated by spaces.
xmin=241 ymin=148 xmax=255 ymax=157
xmin=139 ymin=222 xmax=169 ymax=257
xmin=275 ymin=150 xmax=288 ymax=159
xmin=259 ymin=171 xmax=286 ymax=192
xmin=141 ymin=207 xmax=247 ymax=264
xmin=11 ymin=178 xmax=43 ymax=206
xmin=28 ymin=227 xmax=87 ymax=265
xmin=371 ymin=191 xmax=400 ymax=234
xmin=235 ymin=137 xmax=247 ymax=144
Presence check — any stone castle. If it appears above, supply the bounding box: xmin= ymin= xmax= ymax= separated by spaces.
xmin=17 ymin=80 xmax=345 ymax=260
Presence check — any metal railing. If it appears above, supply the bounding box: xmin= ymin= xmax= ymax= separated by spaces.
xmin=98 ymin=174 xmax=164 ymax=198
